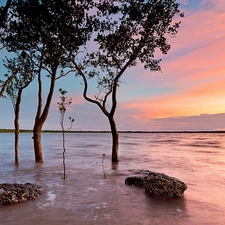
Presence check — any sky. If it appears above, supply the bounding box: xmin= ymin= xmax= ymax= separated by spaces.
xmin=0 ymin=0 xmax=225 ymax=131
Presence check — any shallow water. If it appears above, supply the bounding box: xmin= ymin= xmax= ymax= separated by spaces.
xmin=1 ymin=132 xmax=225 ymax=225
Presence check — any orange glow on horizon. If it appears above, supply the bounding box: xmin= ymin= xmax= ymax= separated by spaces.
xmin=121 ymin=77 xmax=225 ymax=120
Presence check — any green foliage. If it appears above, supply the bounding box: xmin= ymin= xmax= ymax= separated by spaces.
xmin=0 ymin=0 xmax=12 ymax=28
xmin=69 ymin=0 xmax=184 ymax=112
xmin=93 ymin=0 xmax=184 ymax=72
xmin=0 ymin=51 xmax=35 ymax=106
xmin=58 ymin=88 xmax=72 ymax=112
xmin=0 ymin=0 xmax=95 ymax=77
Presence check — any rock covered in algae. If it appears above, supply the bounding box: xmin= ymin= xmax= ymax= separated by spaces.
xmin=125 ymin=170 xmax=187 ymax=200
xmin=0 ymin=183 xmax=43 ymax=205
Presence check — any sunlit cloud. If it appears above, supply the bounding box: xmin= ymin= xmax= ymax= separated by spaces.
xmin=119 ymin=76 xmax=225 ymax=118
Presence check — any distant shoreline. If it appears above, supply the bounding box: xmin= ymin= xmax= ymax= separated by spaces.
xmin=1 ymin=129 xmax=225 ymax=134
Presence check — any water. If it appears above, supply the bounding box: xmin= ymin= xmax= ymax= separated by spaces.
xmin=0 ymin=132 xmax=225 ymax=225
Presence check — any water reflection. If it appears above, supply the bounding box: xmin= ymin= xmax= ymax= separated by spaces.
xmin=111 ymin=161 xmax=119 ymax=170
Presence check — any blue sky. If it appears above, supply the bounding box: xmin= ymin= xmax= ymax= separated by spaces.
xmin=1 ymin=0 xmax=225 ymax=131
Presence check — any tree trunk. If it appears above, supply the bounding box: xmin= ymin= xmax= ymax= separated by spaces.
xmin=33 ymin=66 xmax=57 ymax=162
xmin=108 ymin=115 xmax=119 ymax=162
xmin=33 ymin=122 xmax=43 ymax=162
xmin=14 ymin=89 xmax=22 ymax=164
xmin=14 ymin=118 xmax=19 ymax=163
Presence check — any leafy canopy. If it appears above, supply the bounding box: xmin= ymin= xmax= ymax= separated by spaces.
xmin=70 ymin=0 xmax=183 ymax=113
xmin=1 ymin=0 xmax=95 ymax=74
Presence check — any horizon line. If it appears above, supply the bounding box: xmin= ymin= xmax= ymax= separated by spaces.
xmin=1 ymin=128 xmax=225 ymax=133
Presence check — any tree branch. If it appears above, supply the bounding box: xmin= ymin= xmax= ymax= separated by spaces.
xmin=70 ymin=55 xmax=109 ymax=117
xmin=0 ymin=69 xmax=19 ymax=97
xmin=55 ymin=69 xmax=76 ymax=80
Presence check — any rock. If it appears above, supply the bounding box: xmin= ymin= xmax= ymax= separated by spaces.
xmin=125 ymin=170 xmax=187 ymax=200
xmin=0 ymin=183 xmax=43 ymax=205
xmin=125 ymin=176 xmax=147 ymax=187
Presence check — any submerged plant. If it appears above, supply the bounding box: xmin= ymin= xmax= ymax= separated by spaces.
xmin=58 ymin=88 xmax=74 ymax=179
xmin=102 ymin=154 xmax=106 ymax=178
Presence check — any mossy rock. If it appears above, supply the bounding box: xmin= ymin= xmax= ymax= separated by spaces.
xmin=0 ymin=183 xmax=43 ymax=205
xmin=125 ymin=170 xmax=187 ymax=200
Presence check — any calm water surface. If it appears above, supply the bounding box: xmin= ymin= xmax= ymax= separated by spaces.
xmin=0 ymin=132 xmax=225 ymax=225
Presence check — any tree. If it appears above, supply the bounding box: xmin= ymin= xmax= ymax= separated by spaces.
xmin=58 ymin=88 xmax=74 ymax=179
xmin=0 ymin=0 xmax=94 ymax=162
xmin=69 ymin=0 xmax=184 ymax=162
xmin=0 ymin=52 xmax=35 ymax=163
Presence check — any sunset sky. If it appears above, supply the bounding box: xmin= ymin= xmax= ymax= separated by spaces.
xmin=0 ymin=0 xmax=225 ymax=131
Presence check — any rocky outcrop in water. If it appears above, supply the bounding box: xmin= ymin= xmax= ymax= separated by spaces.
xmin=0 ymin=183 xmax=43 ymax=205
xmin=125 ymin=170 xmax=187 ymax=200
